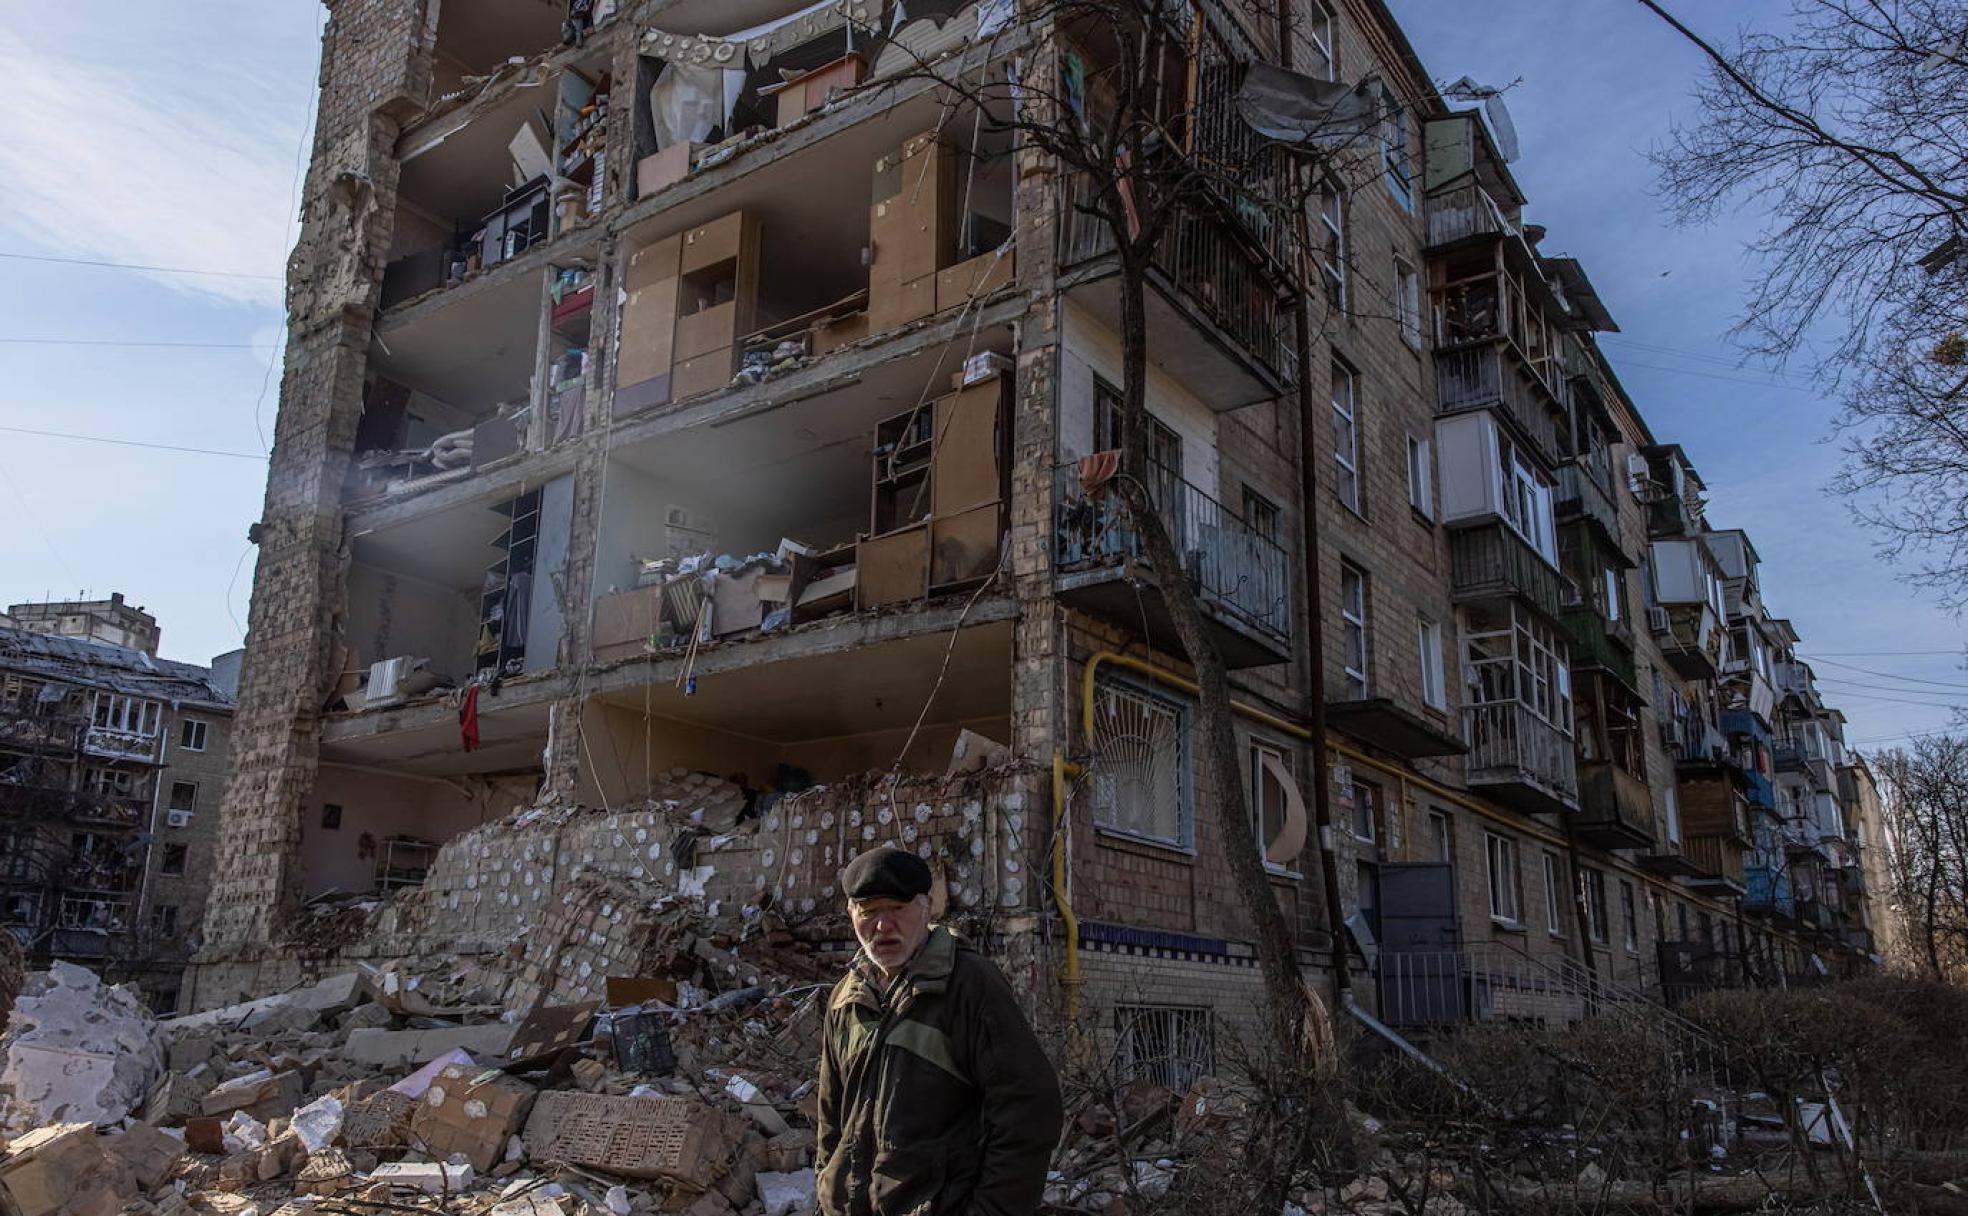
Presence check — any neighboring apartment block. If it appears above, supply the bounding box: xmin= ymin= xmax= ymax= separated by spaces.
xmin=196 ymin=0 xmax=1889 ymax=1051
xmin=0 ymin=609 xmax=236 ymax=1013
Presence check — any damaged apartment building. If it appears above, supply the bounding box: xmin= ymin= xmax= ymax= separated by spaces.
xmin=0 ymin=597 xmax=238 ymax=1013
xmin=198 ymin=0 xmax=1894 ymax=1060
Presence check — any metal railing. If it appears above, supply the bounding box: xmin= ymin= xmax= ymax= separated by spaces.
xmin=1555 ymin=460 xmax=1622 ymax=542
xmin=1423 ymin=183 xmax=1513 ymax=248
xmin=1433 ymin=341 xmax=1565 ymax=466
xmin=1463 ymin=700 xmax=1578 ymax=804
xmin=1379 ymin=940 xmax=1729 ymax=1079
xmin=83 ymin=725 xmax=161 ymax=762
xmin=1449 ymin=523 xmax=1565 ymax=620
xmin=1053 ymin=462 xmax=1290 ymax=645
xmin=1561 ymin=605 xmax=1637 ymax=687
xmin=1060 ymin=175 xmax=1297 ymax=385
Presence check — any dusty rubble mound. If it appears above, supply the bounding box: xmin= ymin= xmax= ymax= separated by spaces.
xmin=0 ymin=916 xmax=836 ymax=1216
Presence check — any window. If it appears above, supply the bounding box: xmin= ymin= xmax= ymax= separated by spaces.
xmin=1496 ymin=433 xmax=1557 ymax=563
xmin=92 ymin=694 xmax=160 ymax=736
xmin=1461 ymin=605 xmax=1574 ymax=732
xmin=1394 ymin=257 xmax=1422 ymax=348
xmin=1417 ymin=618 xmax=1446 ymax=710
xmin=179 ymin=718 xmax=208 ymax=752
xmin=1406 ymin=435 xmax=1433 ymax=518
xmin=1331 ymin=363 xmax=1360 ymax=512
xmin=150 ymin=904 xmax=178 ymax=936
xmin=1428 ymin=810 xmax=1454 ymax=864
xmin=1543 ymin=851 xmax=1565 ymax=937
xmin=1664 ymin=783 xmax=1683 ymax=845
xmin=1619 ymin=881 xmax=1638 ymax=952
xmin=1095 ymin=377 xmax=1181 ymax=505
xmin=1380 ymin=84 xmax=1413 ymax=209
xmin=1242 ymin=487 xmax=1280 ymax=543
xmin=168 ymin=782 xmax=197 ymax=812
xmin=1603 ymin=567 xmax=1624 ymax=624
xmin=161 ymin=844 xmax=187 ymax=876
xmin=1316 ymin=182 xmax=1345 ymax=306
xmin=86 ymin=768 xmax=136 ymax=798
xmin=1485 ymin=832 xmax=1521 ymax=923
xmin=1090 ymin=679 xmax=1192 ymax=847
xmin=321 ymin=803 xmax=344 ymax=831
xmin=1340 ymin=563 xmax=1369 ymax=697
xmin=1350 ymin=779 xmax=1380 ymax=843
xmin=1250 ymin=742 xmax=1296 ymax=867
xmin=1115 ymin=1005 xmax=1214 ymax=1091
xmin=1582 ymin=868 xmax=1610 ymax=945
xmin=1302 ymin=0 xmax=1335 ymax=80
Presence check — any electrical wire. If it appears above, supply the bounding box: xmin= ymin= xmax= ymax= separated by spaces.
xmin=0 ymin=338 xmax=275 ymax=350
xmin=0 ymin=424 xmax=266 ymax=461
xmin=0 ymin=251 xmax=281 ymax=281
xmin=1799 ymin=655 xmax=1968 ymax=690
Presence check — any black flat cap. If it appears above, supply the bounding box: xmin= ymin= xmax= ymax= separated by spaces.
xmin=842 ymin=846 xmax=933 ymax=901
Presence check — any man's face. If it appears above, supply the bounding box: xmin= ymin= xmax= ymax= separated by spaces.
xmin=850 ymin=894 xmax=932 ymax=974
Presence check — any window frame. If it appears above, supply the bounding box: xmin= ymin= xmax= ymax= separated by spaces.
xmin=1485 ymin=831 xmax=1521 ymax=925
xmin=1583 ymin=867 xmax=1610 ymax=946
xmin=160 ymin=844 xmax=188 ymax=877
xmin=1317 ymin=181 xmax=1346 ymax=307
xmin=1302 ymin=0 xmax=1336 ymax=80
xmin=1248 ymin=739 xmax=1299 ymax=874
xmin=1406 ymin=434 xmax=1434 ymax=519
xmin=1340 ymin=562 xmax=1369 ymax=698
xmin=178 ymin=718 xmax=209 ymax=752
xmin=1331 ymin=362 xmax=1361 ymax=513
xmin=1380 ymin=83 xmax=1414 ymax=210
xmin=1114 ymin=1004 xmax=1215 ymax=1092
xmin=150 ymin=903 xmax=178 ymax=936
xmin=1241 ymin=486 xmax=1281 ymax=544
xmin=1619 ymin=879 xmax=1639 ymax=953
xmin=1089 ymin=676 xmax=1195 ymax=850
xmin=167 ymin=781 xmax=198 ymax=813
xmin=1542 ymin=850 xmax=1565 ymax=938
xmin=1428 ymin=810 xmax=1453 ymax=865
xmin=1394 ymin=255 xmax=1422 ymax=348
xmin=1417 ymin=617 xmax=1447 ymax=711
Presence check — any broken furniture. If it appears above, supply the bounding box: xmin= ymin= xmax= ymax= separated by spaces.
xmin=374 ymin=836 xmax=437 ymax=891
xmin=634 ymin=140 xmax=701 ymax=198
xmin=857 ymin=367 xmax=1010 ymax=608
xmin=481 ymin=177 xmax=552 ymax=267
xmin=616 ymin=210 xmax=762 ymax=417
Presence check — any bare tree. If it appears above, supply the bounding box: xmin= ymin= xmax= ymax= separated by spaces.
xmin=1642 ymin=0 xmax=1968 ymax=606
xmin=1876 ymin=735 xmax=1968 ymax=979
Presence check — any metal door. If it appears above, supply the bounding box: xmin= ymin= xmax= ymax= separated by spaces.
xmin=1377 ymin=862 xmax=1466 ymax=1025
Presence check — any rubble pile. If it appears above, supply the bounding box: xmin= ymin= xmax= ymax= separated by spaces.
xmin=0 ymin=920 xmax=840 ymax=1216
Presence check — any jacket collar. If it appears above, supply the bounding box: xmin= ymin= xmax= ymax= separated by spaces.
xmin=834 ymin=925 xmax=959 ymax=1013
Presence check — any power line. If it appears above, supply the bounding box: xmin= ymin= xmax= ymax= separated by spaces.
xmin=0 ymin=338 xmax=274 ymax=350
xmin=1812 ymin=687 xmax=1966 ymax=709
xmin=1801 ymin=655 xmax=1968 ymax=690
xmin=0 ymin=424 xmax=266 ymax=461
xmin=1611 ymin=356 xmax=1816 ymax=394
xmin=1801 ymin=649 xmax=1963 ymax=657
xmin=0 ymin=251 xmax=281 ymax=282
xmin=1600 ymin=335 xmax=1810 ymax=381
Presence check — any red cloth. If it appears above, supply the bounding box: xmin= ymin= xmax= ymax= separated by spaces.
xmin=1077 ymin=449 xmax=1121 ymax=495
xmin=459 ymin=685 xmax=480 ymax=752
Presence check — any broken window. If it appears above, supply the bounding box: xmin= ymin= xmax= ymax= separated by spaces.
xmin=161 ymin=845 xmax=188 ymax=877
xmin=150 ymin=904 xmax=178 ymax=936
xmin=168 ymin=782 xmax=197 ymax=812
xmin=1249 ymin=741 xmax=1295 ymax=865
xmin=92 ymin=694 xmax=159 ymax=736
xmin=1115 ymin=1005 xmax=1214 ymax=1092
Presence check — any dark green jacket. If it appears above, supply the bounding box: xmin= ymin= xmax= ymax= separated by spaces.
xmin=816 ymin=927 xmax=1064 ymax=1216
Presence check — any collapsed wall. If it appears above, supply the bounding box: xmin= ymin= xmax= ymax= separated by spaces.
xmin=188 ymin=763 xmax=1038 ymax=1010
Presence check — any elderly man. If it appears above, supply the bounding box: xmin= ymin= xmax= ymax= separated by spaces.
xmin=816 ymin=847 xmax=1064 ymax=1216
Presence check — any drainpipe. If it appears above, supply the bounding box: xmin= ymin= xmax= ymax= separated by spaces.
xmin=1273 ymin=0 xmax=1349 ymax=1006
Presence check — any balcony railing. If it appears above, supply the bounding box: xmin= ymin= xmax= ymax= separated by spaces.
xmin=1433 ymin=341 xmax=1565 ymax=467
xmin=1061 ymin=175 xmax=1296 ymax=386
xmin=1464 ymin=700 xmax=1578 ymax=808
xmin=1576 ymin=760 xmax=1653 ymax=849
xmin=1555 ymin=461 xmax=1622 ymax=543
xmin=1450 ymin=523 xmax=1565 ymax=620
xmin=1560 ymin=605 xmax=1637 ymax=688
xmin=83 ymin=726 xmax=160 ymax=762
xmin=1054 ymin=462 xmax=1290 ymax=647
xmin=1649 ymin=602 xmax=1723 ymax=680
xmin=1423 ymin=183 xmax=1514 ymax=249
xmin=1681 ymin=834 xmax=1747 ymax=887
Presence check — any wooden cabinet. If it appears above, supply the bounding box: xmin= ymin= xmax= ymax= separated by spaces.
xmin=615 ymin=211 xmax=760 ymax=417
xmin=857 ymin=372 xmax=1009 ymax=608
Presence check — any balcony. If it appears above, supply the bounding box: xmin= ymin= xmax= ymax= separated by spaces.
xmin=1741 ymin=769 xmax=1778 ymax=814
xmin=1463 ymin=700 xmax=1578 ymax=814
xmin=1424 ymin=183 xmax=1518 ymax=251
xmin=1554 ymin=461 xmax=1622 ymax=547
xmin=1648 ymin=602 xmax=1723 ymax=681
xmin=1743 ymin=864 xmax=1795 ymax=919
xmin=1680 ymin=834 xmax=1747 ymax=892
xmin=1561 ymin=605 xmax=1637 ymax=688
xmin=1433 ymin=341 xmax=1565 ymax=468
xmin=82 ymin=726 xmax=160 ymax=763
xmin=1060 ymin=176 xmax=1296 ymax=409
xmin=1575 ymin=760 xmax=1654 ymax=850
xmin=1775 ymin=744 xmax=1835 ymax=792
xmin=1054 ymin=463 xmax=1291 ymax=669
xmin=1637 ymin=840 xmax=1706 ymax=879
xmin=1450 ymin=523 xmax=1565 ymax=621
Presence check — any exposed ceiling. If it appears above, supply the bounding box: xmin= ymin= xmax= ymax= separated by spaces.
xmin=597 ymin=617 xmax=1012 ymax=740
xmin=435 ymin=0 xmax=567 ymax=75
xmin=350 ymin=487 xmax=531 ymax=592
xmin=321 ymin=695 xmax=554 ymax=777
xmin=399 ymin=85 xmax=556 ymax=226
xmin=372 ymin=269 xmax=542 ymax=410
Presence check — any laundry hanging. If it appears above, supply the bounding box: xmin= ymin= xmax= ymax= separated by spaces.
xmin=459 ymin=685 xmax=481 ymax=752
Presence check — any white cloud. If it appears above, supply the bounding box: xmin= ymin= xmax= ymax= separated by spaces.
xmin=0 ymin=24 xmax=307 ymax=305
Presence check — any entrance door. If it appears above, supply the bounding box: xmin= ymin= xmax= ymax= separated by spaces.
xmin=1377 ymin=862 xmax=1466 ymax=1025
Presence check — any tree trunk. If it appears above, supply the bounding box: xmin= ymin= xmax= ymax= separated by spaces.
xmin=1109 ymin=242 xmax=1309 ymax=1059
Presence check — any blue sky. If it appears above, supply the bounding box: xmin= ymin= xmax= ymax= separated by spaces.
xmin=0 ymin=3 xmax=1958 ymax=749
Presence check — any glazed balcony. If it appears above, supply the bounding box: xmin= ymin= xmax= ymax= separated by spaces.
xmin=1463 ymin=700 xmax=1578 ymax=815
xmin=1560 ymin=605 xmax=1637 ymax=688
xmin=1054 ymin=463 xmax=1291 ymax=669
xmin=1743 ymin=864 xmax=1795 ymax=919
xmin=1554 ymin=461 xmax=1622 ymax=548
xmin=82 ymin=726 xmax=161 ymax=763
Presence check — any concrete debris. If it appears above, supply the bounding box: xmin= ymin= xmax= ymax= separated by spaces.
xmin=0 ymin=962 xmax=164 ymax=1134
xmin=753 ymin=1169 xmax=812 ymax=1216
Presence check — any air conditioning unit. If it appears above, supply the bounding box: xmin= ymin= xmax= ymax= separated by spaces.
xmin=1646 ymin=605 xmax=1671 ymax=634
xmin=166 ymin=809 xmax=193 ymax=829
